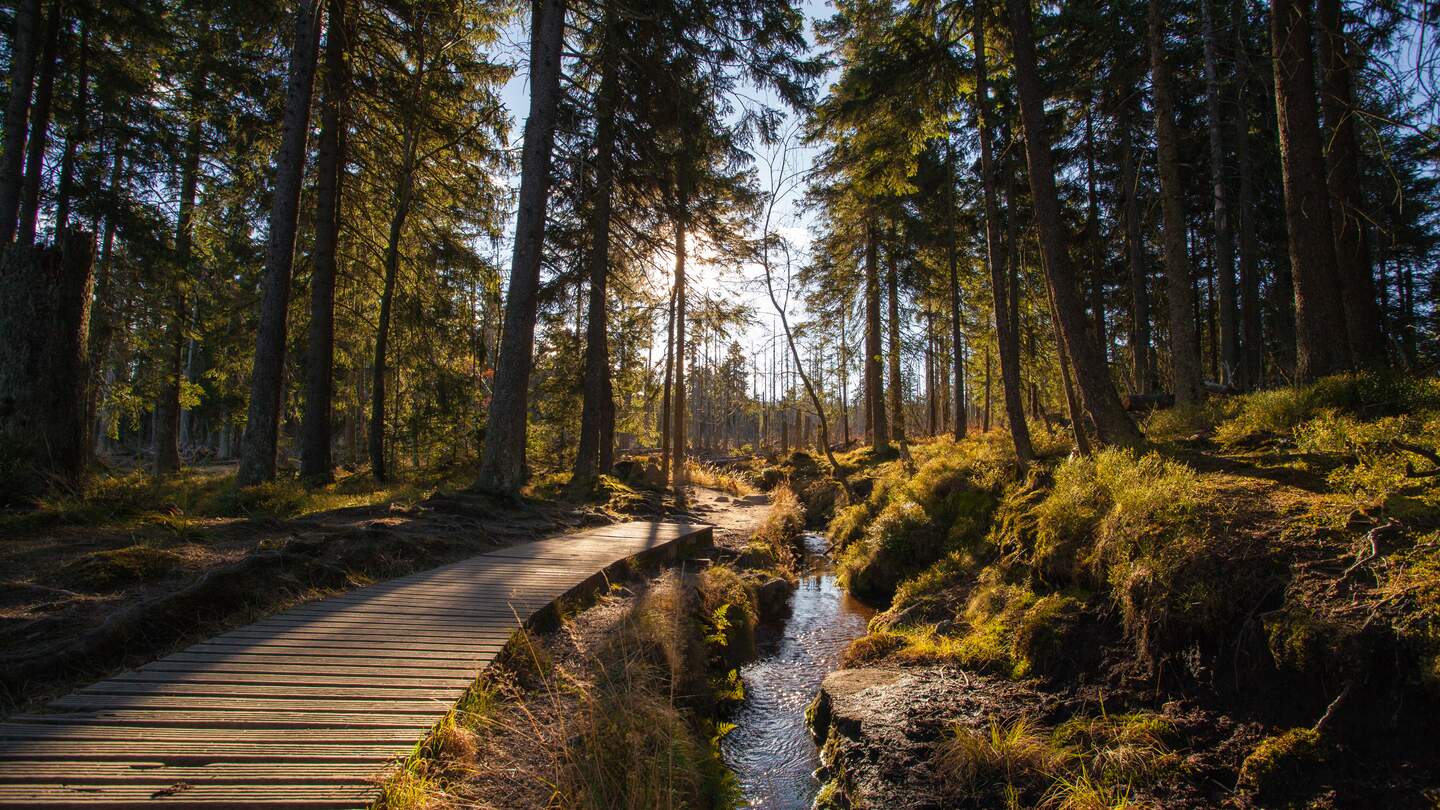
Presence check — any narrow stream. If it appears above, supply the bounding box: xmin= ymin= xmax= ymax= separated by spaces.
xmin=723 ymin=532 xmax=876 ymax=808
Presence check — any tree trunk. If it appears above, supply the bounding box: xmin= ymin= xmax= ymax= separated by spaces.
xmin=155 ymin=113 xmax=204 ymax=475
xmin=1271 ymin=0 xmax=1352 ymax=382
xmin=983 ymin=344 xmax=992 ymax=432
xmin=671 ymin=199 xmax=688 ymax=498
xmin=1047 ymin=280 xmax=1092 ymax=456
xmin=54 ymin=21 xmax=88 ymax=239
xmin=474 ymin=0 xmax=565 ymax=495
xmin=1201 ymin=0 xmax=1239 ymax=385
xmin=369 ymin=143 xmax=417 ymax=483
xmin=659 ymin=284 xmax=675 ymax=481
xmin=1235 ymin=0 xmax=1263 ymax=387
xmin=0 ymin=0 xmax=41 ymax=244
xmin=0 ymin=233 xmax=94 ymax=503
xmin=16 ymin=5 xmax=60 ymax=247
xmin=574 ymin=21 xmax=618 ymax=489
xmin=1316 ymin=0 xmax=1386 ymax=370
xmin=236 ymin=0 xmax=323 ymax=486
xmin=886 ymin=246 xmax=905 ymax=446
xmin=1084 ymin=99 xmax=1107 ymax=355
xmin=1117 ymin=89 xmax=1153 ymax=395
xmin=975 ymin=11 xmax=1034 ymax=462
xmin=1006 ymin=0 xmax=1141 ymax=447
xmin=864 ymin=216 xmax=888 ymax=450
xmin=947 ymin=140 xmax=967 ymax=439
xmin=1149 ymin=0 xmax=1204 ymax=407
xmin=301 ymin=0 xmax=347 ymax=485
xmin=86 ymin=140 xmax=124 ymax=454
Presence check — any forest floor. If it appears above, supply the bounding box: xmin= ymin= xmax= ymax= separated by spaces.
xmin=0 ymin=461 xmax=656 ymax=717
xmin=804 ymin=376 xmax=1440 ymax=808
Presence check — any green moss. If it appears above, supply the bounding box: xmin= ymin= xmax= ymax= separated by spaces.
xmin=60 ymin=544 xmax=186 ymax=590
xmin=1237 ymin=727 xmax=1326 ymax=802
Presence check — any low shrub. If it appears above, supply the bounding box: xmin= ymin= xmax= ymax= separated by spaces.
xmin=1237 ymin=727 xmax=1326 ymax=803
xmin=59 ymin=544 xmax=186 ymax=591
xmin=746 ymin=485 xmax=805 ymax=575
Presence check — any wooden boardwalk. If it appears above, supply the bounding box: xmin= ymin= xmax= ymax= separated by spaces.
xmin=0 ymin=520 xmax=712 ymax=808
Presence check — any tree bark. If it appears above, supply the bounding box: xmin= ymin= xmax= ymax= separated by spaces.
xmin=1084 ymin=99 xmax=1107 ymax=355
xmin=0 ymin=233 xmax=94 ymax=503
xmin=369 ymin=140 xmax=417 ymax=483
xmin=574 ymin=17 xmax=618 ymax=489
xmin=1316 ymin=0 xmax=1386 ymax=370
xmin=1235 ymin=0 xmax=1263 ymax=387
xmin=1006 ymin=0 xmax=1141 ymax=447
xmin=236 ymin=0 xmax=323 ymax=485
xmin=1271 ymin=0 xmax=1352 ymax=382
xmin=671 ymin=197 xmax=688 ymax=498
xmin=947 ymin=140 xmax=967 ymax=439
xmin=54 ymin=21 xmax=88 ymax=240
xmin=1117 ymin=88 xmax=1153 ymax=395
xmin=975 ymin=11 xmax=1033 ymax=462
xmin=1149 ymin=0 xmax=1204 ymax=407
xmin=659 ymin=283 xmax=675 ymax=481
xmin=864 ymin=215 xmax=888 ymax=451
xmin=0 ymin=0 xmax=41 ymax=244
xmin=1201 ymin=0 xmax=1239 ymax=385
xmin=474 ymin=0 xmax=565 ymax=495
xmin=301 ymin=0 xmax=347 ymax=485
xmin=155 ymin=113 xmax=203 ymax=475
xmin=885 ymin=244 xmax=905 ymax=447
xmin=16 ymin=4 xmax=60 ymax=247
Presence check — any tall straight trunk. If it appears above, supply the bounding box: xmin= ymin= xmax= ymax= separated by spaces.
xmin=840 ymin=309 xmax=851 ymax=445
xmin=474 ymin=0 xmax=565 ymax=495
xmin=54 ymin=21 xmax=87 ymax=239
xmin=155 ymin=114 xmax=204 ymax=475
xmin=1005 ymin=0 xmax=1141 ymax=447
xmin=1047 ymin=280 xmax=1092 ymax=455
xmin=1149 ymin=0 xmax=1204 ymax=406
xmin=370 ymin=144 xmax=416 ymax=483
xmin=1084 ymin=100 xmax=1107 ymax=354
xmin=236 ymin=0 xmax=323 ymax=485
xmin=659 ymin=284 xmax=675 ymax=482
xmin=983 ymin=345 xmax=992 ymax=432
xmin=1235 ymin=0 xmax=1263 ymax=387
xmin=86 ymin=139 xmax=124 ymax=452
xmin=947 ymin=141 xmax=967 ymax=439
xmin=864 ymin=216 xmax=888 ymax=450
xmin=17 ymin=5 xmax=60 ymax=247
xmin=975 ymin=11 xmax=1033 ymax=461
xmin=1316 ymin=0 xmax=1386 ymax=370
xmin=574 ymin=23 xmax=618 ymax=488
xmin=671 ymin=202 xmax=688 ymax=497
xmin=885 ymin=249 xmax=905 ymax=446
xmin=1271 ymin=0 xmax=1352 ymax=382
xmin=301 ymin=0 xmax=347 ymax=485
xmin=1118 ymin=91 xmax=1153 ymax=394
xmin=0 ymin=0 xmax=42 ymax=244
xmin=1201 ymin=0 xmax=1239 ymax=384
xmin=925 ymin=310 xmax=936 ymax=436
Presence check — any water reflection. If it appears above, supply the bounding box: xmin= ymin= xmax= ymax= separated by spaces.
xmin=722 ymin=532 xmax=875 ymax=809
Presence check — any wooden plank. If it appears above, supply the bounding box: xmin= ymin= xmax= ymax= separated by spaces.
xmin=0 ymin=762 xmax=381 ymax=784
xmin=0 ymin=519 xmax=712 ymax=806
xmin=77 ymin=683 xmax=461 ymax=701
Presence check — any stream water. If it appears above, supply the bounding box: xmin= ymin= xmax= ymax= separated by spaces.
xmin=722 ymin=532 xmax=876 ymax=808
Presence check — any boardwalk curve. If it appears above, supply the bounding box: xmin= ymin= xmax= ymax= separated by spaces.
xmin=0 ymin=519 xmax=712 ymax=808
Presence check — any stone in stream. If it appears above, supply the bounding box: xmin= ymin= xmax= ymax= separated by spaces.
xmin=806 ymin=667 xmax=1054 ymax=809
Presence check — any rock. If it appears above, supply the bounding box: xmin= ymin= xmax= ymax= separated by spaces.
xmin=754 ymin=577 xmax=793 ymax=620
xmin=714 ymin=494 xmax=731 ymax=503
xmin=741 ymin=493 xmax=768 ymax=505
xmin=806 ymin=667 xmax=1053 ymax=809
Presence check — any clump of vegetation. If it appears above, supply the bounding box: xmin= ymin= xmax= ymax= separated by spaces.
xmin=59 ymin=544 xmax=187 ymax=591
xmin=1215 ymin=372 xmax=1440 ymax=448
xmin=745 ymin=485 xmax=805 ymax=575
xmin=936 ymin=710 xmax=1177 ymax=808
xmin=1236 ymin=727 xmax=1327 ymax=802
xmin=686 ymin=460 xmax=758 ymax=498
xmin=833 ymin=441 xmax=1001 ymax=603
xmin=698 ymin=564 xmax=759 ymax=669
